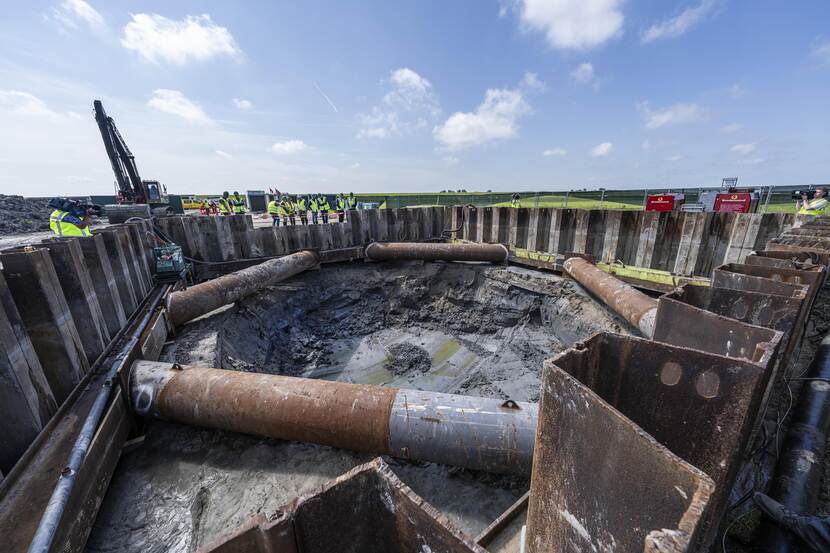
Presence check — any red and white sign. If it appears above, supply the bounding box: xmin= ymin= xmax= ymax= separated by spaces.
xmin=713 ymin=192 xmax=752 ymax=213
xmin=645 ymin=194 xmax=682 ymax=212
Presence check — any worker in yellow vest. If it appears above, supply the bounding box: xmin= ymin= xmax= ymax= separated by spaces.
xmin=319 ymin=194 xmax=332 ymax=224
xmin=284 ymin=196 xmax=296 ymax=225
xmin=48 ymin=198 xmax=94 ymax=237
xmin=218 ymin=191 xmax=232 ymax=215
xmin=336 ymin=193 xmax=347 ymax=222
xmin=798 ymin=187 xmax=828 ymax=216
xmin=309 ymin=194 xmax=320 ymax=224
xmin=297 ymin=195 xmax=308 ymax=225
xmin=267 ymin=197 xmax=281 ymax=226
xmin=232 ymin=191 xmax=246 ymax=214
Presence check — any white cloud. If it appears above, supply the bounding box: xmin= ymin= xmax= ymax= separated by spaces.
xmin=46 ymin=0 xmax=106 ymax=33
xmin=666 ymin=155 xmax=683 ymax=161
xmin=215 ymin=149 xmax=231 ymax=158
xmin=571 ymin=62 xmax=596 ymax=84
xmin=0 ymin=90 xmax=67 ymax=118
xmin=349 ymin=162 xmax=361 ymax=169
xmin=591 ymin=142 xmax=614 ymax=157
xmin=516 ymin=0 xmax=623 ymax=50
xmin=641 ymin=139 xmax=652 ymax=152
xmin=731 ymin=143 xmax=756 ymax=154
xmin=232 ymin=98 xmax=252 ymax=110
xmin=637 ymin=101 xmax=704 ymax=129
xmin=358 ymin=67 xmax=439 ymax=139
xmin=121 ymin=13 xmax=241 ymax=65
xmin=727 ymin=84 xmax=746 ymax=99
xmin=543 ymin=147 xmax=567 ymax=157
xmin=722 ymin=123 xmax=743 ymax=133
xmin=812 ymin=39 xmax=830 ymax=64
xmin=521 ymin=71 xmax=546 ymax=91
xmin=147 ymin=89 xmax=211 ymax=123
xmin=384 ymin=68 xmax=439 ymax=113
xmin=443 ymin=156 xmax=459 ymax=165
xmin=641 ymin=0 xmax=719 ymax=43
xmin=271 ymin=139 xmax=308 ymax=155
xmin=433 ymin=88 xmax=530 ymax=150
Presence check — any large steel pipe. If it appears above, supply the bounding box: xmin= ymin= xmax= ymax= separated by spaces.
xmin=365 ymin=242 xmax=508 ymax=263
xmin=563 ymin=257 xmax=658 ymax=337
xmin=130 ymin=361 xmax=537 ymax=475
xmin=756 ymin=334 xmax=830 ymax=552
xmin=167 ymin=250 xmax=318 ymax=326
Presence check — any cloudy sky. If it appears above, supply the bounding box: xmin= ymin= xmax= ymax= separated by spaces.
xmin=1 ymin=0 xmax=828 ymax=196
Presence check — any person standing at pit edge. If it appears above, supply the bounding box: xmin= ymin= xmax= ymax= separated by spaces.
xmin=232 ymin=191 xmax=247 ymax=214
xmin=309 ymin=194 xmax=320 ymax=224
xmin=297 ymin=195 xmax=308 ymax=225
xmin=336 ymin=193 xmax=347 ymax=222
xmin=798 ymin=186 xmax=828 ymax=216
xmin=267 ymin=196 xmax=281 ymax=226
xmin=510 ymin=193 xmax=521 ymax=208
xmin=348 ymin=192 xmax=358 ymax=210
xmin=319 ymin=194 xmax=331 ymax=223
xmin=218 ymin=191 xmax=232 ymax=215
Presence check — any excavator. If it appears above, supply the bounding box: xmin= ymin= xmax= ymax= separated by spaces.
xmin=93 ymin=99 xmax=173 ymax=223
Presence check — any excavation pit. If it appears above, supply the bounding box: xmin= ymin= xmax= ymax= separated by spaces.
xmin=86 ymin=260 xmax=630 ymax=552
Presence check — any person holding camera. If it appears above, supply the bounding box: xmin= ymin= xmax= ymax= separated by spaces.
xmin=48 ymin=198 xmax=98 ymax=237
xmin=798 ymin=187 xmax=828 ymax=216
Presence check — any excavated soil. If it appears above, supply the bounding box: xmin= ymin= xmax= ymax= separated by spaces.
xmin=87 ymin=260 xmax=629 ymax=553
xmin=0 ymin=195 xmax=51 ymax=234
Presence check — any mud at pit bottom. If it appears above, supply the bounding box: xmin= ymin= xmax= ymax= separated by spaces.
xmin=87 ymin=261 xmax=629 ymax=552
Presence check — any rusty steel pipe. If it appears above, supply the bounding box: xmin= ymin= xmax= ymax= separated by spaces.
xmin=365 ymin=242 xmax=509 ymax=263
xmin=130 ymin=361 xmax=537 ymax=475
xmin=166 ymin=250 xmax=318 ymax=326
xmin=563 ymin=257 xmax=658 ymax=337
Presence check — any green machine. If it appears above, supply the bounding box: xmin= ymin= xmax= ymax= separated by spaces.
xmin=153 ymin=245 xmax=190 ymax=284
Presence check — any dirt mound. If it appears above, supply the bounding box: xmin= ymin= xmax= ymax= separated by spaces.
xmin=0 ymin=195 xmax=51 ymax=234
xmin=384 ymin=343 xmax=432 ymax=375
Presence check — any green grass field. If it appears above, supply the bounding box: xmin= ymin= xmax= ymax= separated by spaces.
xmin=353 ymin=191 xmax=798 ymax=214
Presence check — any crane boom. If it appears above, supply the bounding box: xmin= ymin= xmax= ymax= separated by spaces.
xmin=93 ymin=99 xmax=154 ymax=204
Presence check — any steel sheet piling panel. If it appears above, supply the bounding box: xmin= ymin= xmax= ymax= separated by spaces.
xmin=387 ymin=391 xmax=537 ymax=475
xmin=526 ymin=365 xmax=714 ymax=553
xmin=548 ymin=333 xmax=766 ymax=549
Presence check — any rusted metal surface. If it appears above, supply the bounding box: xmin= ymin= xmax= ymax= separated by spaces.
xmin=526 ymin=357 xmax=715 ymax=553
xmin=166 ymin=249 xmax=319 ymax=326
xmin=655 ymin=294 xmax=783 ymax=368
xmin=712 ymin=264 xmax=809 ymax=299
xmin=0 ymin=283 xmax=166 ymax=553
xmin=716 ymin=262 xmax=823 ymax=301
xmin=365 ymin=241 xmax=508 ymax=263
xmin=388 ymin=391 xmax=537 ymax=474
xmin=198 ymin=458 xmax=487 ymax=553
xmin=131 ymin=361 xmax=396 ymax=453
xmin=562 ymin=256 xmax=658 ymax=337
xmin=130 ymin=361 xmax=538 ymax=474
xmin=743 ymin=251 xmax=828 ymax=272
xmin=475 ymin=491 xmax=529 ymax=547
xmin=545 ymin=333 xmax=766 ymax=549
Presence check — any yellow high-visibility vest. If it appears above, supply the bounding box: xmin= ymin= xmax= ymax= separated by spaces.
xmin=49 ymin=210 xmax=90 ymax=237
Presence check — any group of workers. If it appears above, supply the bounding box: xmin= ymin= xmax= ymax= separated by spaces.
xmin=199 ymin=191 xmax=247 ymax=216
xmin=267 ymin=192 xmax=358 ymax=227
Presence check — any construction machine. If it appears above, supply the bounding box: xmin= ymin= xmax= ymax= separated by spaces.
xmin=93 ymin=99 xmax=174 ymax=223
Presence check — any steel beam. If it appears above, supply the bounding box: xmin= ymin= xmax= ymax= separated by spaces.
xmin=129 ymin=360 xmax=537 ymax=475
xmin=166 ymin=250 xmax=319 ymax=326
xmin=364 ymin=241 xmax=508 ymax=263
xmin=562 ymin=256 xmax=658 ymax=337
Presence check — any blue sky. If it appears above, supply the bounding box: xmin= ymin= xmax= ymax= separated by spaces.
xmin=0 ymin=0 xmax=828 ymax=196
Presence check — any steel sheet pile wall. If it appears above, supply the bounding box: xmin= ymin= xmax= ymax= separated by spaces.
xmin=527 ymin=233 xmax=827 ymax=552
xmin=0 ymin=219 xmax=156 ymax=477
xmin=154 ymin=208 xmax=447 ymax=264
xmin=451 ymin=206 xmax=795 ymax=276
xmin=198 ymin=459 xmax=488 ymax=553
